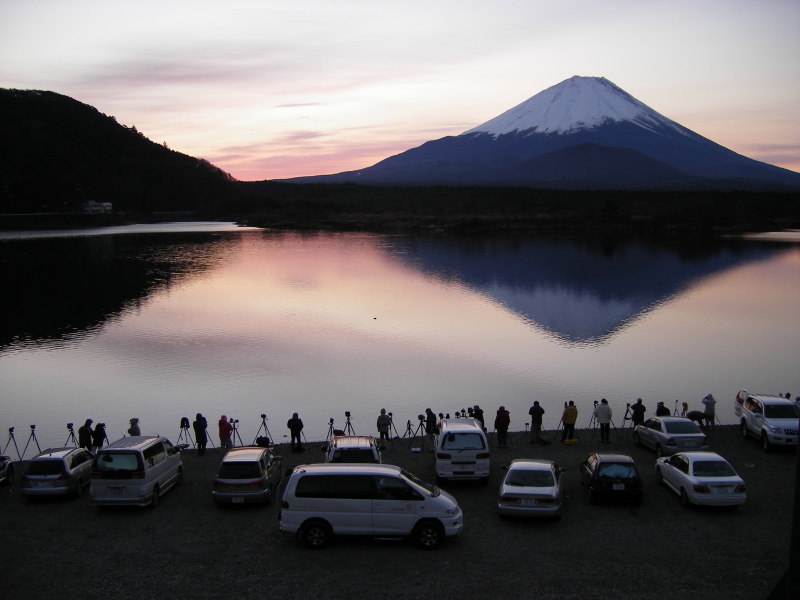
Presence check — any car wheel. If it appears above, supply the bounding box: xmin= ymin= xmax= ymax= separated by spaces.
xmin=741 ymin=420 xmax=749 ymax=439
xmin=680 ymin=488 xmax=691 ymax=509
xmin=655 ymin=445 xmax=665 ymax=458
xmin=656 ymin=468 xmax=664 ymax=486
xmin=761 ymin=434 xmax=772 ymax=453
xmin=633 ymin=433 xmax=641 ymax=447
xmin=413 ymin=520 xmax=444 ymax=550
xmin=300 ymin=520 xmax=332 ymax=549
xmin=150 ymin=485 xmax=160 ymax=509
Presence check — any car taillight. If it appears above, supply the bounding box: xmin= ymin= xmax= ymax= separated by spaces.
xmin=57 ymin=472 xmax=70 ymax=480
xmin=499 ymin=496 xmax=520 ymax=504
xmin=281 ymin=500 xmax=289 ymax=508
xmin=247 ymin=478 xmax=267 ymax=487
xmin=693 ymin=484 xmax=710 ymax=493
xmin=666 ymin=438 xmax=677 ymax=446
xmin=735 ymin=485 xmax=746 ymax=493
xmin=91 ymin=472 xmax=101 ymax=479
xmin=130 ymin=471 xmax=145 ymax=479
xmin=436 ymin=453 xmax=451 ymax=459
xmin=476 ymin=453 xmax=490 ymax=459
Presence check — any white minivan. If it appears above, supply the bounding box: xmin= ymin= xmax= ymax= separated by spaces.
xmin=278 ymin=463 xmax=463 ymax=549
xmin=434 ymin=418 xmax=490 ymax=485
xmin=90 ymin=436 xmax=183 ymax=507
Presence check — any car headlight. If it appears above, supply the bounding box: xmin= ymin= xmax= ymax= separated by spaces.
xmin=447 ymin=507 xmax=461 ymax=517
xmin=767 ymin=425 xmax=781 ymax=434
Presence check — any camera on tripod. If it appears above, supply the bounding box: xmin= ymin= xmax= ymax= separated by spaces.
xmin=345 ymin=411 xmax=351 ymax=418
xmin=30 ymin=425 xmax=35 ymax=430
xmin=67 ymin=423 xmax=74 ymax=430
xmin=229 ymin=417 xmax=239 ymax=424
xmin=418 ymin=414 xmax=424 ymax=422
xmin=8 ymin=427 xmax=13 ymax=434
xmin=329 ymin=418 xmax=334 ymax=424
xmin=261 ymin=413 xmax=267 ymax=419
xmin=180 ymin=417 xmax=190 ymax=429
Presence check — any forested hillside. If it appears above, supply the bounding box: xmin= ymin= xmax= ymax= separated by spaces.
xmin=0 ymin=89 xmax=237 ymax=214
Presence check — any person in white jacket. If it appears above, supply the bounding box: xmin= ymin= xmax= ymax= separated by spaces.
xmin=593 ymin=399 xmax=613 ymax=443
xmin=701 ymin=394 xmax=717 ymax=431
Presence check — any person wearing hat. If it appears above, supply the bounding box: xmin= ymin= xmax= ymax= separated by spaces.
xmin=78 ymin=419 xmax=94 ymax=451
xmin=494 ymin=406 xmax=511 ymax=448
xmin=193 ymin=413 xmax=208 ymax=456
xmin=655 ymin=402 xmax=670 ymax=417
xmin=219 ymin=415 xmax=233 ymax=450
xmin=528 ymin=401 xmax=545 ymax=444
xmin=287 ymin=413 xmax=304 ymax=452
xmin=127 ymin=418 xmax=141 ymax=436
xmin=593 ymin=399 xmax=612 ymax=443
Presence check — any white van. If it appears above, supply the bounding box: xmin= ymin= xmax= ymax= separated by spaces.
xmin=434 ymin=418 xmax=490 ymax=485
xmin=278 ymin=463 xmax=463 ymax=549
xmin=89 ymin=436 xmax=183 ymax=507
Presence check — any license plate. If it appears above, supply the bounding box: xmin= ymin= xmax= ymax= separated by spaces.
xmin=232 ymin=497 xmax=244 ymax=503
xmin=613 ymin=484 xmax=625 ymax=491
xmin=712 ymin=487 xmax=730 ymax=494
xmin=455 ymin=465 xmax=473 ymax=471
xmin=109 ymin=487 xmax=124 ymax=495
xmin=35 ymin=481 xmax=52 ymax=488
xmin=521 ymin=499 xmax=537 ymax=506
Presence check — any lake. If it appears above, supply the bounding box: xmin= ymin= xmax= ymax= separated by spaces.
xmin=1 ymin=223 xmax=798 ymax=455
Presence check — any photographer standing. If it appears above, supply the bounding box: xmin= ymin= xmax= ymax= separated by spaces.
xmin=630 ymin=398 xmax=647 ymax=431
xmin=424 ymin=408 xmax=438 ymax=452
xmin=376 ymin=409 xmax=391 ymax=444
xmin=529 ymin=401 xmax=545 ymax=445
xmin=193 ymin=413 xmax=208 ymax=456
xmin=219 ymin=415 xmax=233 ymax=450
xmin=127 ymin=418 xmax=141 ymax=436
xmin=561 ymin=401 xmax=578 ymax=441
xmin=494 ymin=406 xmax=511 ymax=448
xmin=78 ymin=419 xmax=94 ymax=451
xmin=287 ymin=413 xmax=304 ymax=452
xmin=92 ymin=422 xmax=107 ymax=453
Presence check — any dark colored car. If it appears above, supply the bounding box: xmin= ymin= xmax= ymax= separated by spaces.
xmin=580 ymin=452 xmax=643 ymax=505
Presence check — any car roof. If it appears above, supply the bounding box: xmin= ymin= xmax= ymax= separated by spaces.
xmin=102 ymin=436 xmax=166 ymax=450
xmin=652 ymin=416 xmax=693 ymax=422
xmin=672 ymin=451 xmax=727 ymax=462
xmin=592 ymin=453 xmax=635 ymax=463
xmin=291 ymin=463 xmax=401 ymax=476
xmin=221 ymin=446 xmax=268 ymax=462
xmin=32 ymin=447 xmax=81 ymax=460
xmin=508 ymin=458 xmax=555 ymax=470
xmin=439 ymin=418 xmax=483 ymax=432
xmin=330 ymin=436 xmax=376 ymax=448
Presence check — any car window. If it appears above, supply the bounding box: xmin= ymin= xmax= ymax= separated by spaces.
xmin=164 ymin=439 xmax=177 ymax=456
xmin=677 ymin=456 xmax=689 ymax=474
xmin=693 ymin=461 xmax=737 ymax=477
xmin=26 ymin=459 xmax=65 ymax=476
xmin=764 ymin=404 xmax=800 ymax=419
xmin=596 ymin=463 xmax=638 ymax=478
xmin=645 ymin=419 xmax=660 ymax=432
xmin=330 ymin=449 xmax=377 ymax=463
xmin=665 ymin=421 xmax=702 ymax=434
xmin=93 ymin=452 xmax=144 ymax=473
xmin=400 ymin=469 xmax=436 ymax=496
xmin=505 ymin=469 xmax=555 ymax=487
xmin=374 ymin=476 xmax=420 ymax=500
xmin=218 ymin=462 xmax=262 ymax=479
xmin=294 ymin=474 xmax=373 ymax=499
xmin=143 ymin=442 xmax=166 ymax=467
xmin=586 ymin=455 xmax=597 ymax=472
xmin=441 ymin=433 xmax=486 ymax=450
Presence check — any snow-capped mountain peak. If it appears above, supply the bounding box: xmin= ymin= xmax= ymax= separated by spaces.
xmin=463 ymin=76 xmax=684 ymax=137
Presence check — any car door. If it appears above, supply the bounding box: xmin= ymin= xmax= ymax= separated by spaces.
xmin=73 ymin=450 xmax=94 ymax=481
xmin=662 ymin=454 xmax=686 ymax=493
xmin=265 ymin=450 xmax=282 ymax=489
xmin=640 ymin=419 xmax=660 ymax=449
xmin=371 ymin=475 xmax=419 ymax=534
xmin=581 ymin=454 xmax=597 ymax=487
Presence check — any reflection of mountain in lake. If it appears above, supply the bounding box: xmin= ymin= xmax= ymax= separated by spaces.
xmin=1 ymin=233 xmax=234 ymax=350
xmin=398 ymin=237 xmax=784 ymax=344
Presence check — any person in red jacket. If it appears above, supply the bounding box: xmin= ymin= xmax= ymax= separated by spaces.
xmin=219 ymin=415 xmax=233 ymax=450
xmin=494 ymin=406 xmax=511 ymax=448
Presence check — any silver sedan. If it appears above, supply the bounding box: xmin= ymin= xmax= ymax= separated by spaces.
xmin=655 ymin=451 xmax=746 ymax=508
xmin=634 ymin=416 xmax=708 ymax=457
xmin=497 ymin=458 xmax=565 ymax=519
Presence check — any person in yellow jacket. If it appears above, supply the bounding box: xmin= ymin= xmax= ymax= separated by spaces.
xmin=561 ymin=401 xmax=578 ymax=441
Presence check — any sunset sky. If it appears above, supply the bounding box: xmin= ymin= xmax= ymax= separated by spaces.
xmin=1 ymin=0 xmax=798 ymax=181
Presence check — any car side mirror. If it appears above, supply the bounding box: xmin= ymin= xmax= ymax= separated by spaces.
xmin=500 ymin=465 xmax=508 ymax=471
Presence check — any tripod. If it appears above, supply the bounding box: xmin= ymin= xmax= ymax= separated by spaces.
xmin=22 ymin=426 xmax=41 ymax=459
xmin=325 ymin=419 xmax=336 ymax=444
xmin=4 ymin=428 xmax=21 ymax=461
xmin=386 ymin=414 xmax=402 ymax=448
xmin=404 ymin=419 xmax=425 ymax=449
xmin=177 ymin=425 xmax=194 ymax=447
xmin=622 ymin=404 xmax=633 ymax=428
xmin=589 ymin=401 xmax=599 ymax=440
xmin=64 ymin=426 xmax=78 ymax=447
xmin=231 ymin=422 xmax=244 ymax=447
xmin=343 ymin=414 xmax=356 ymax=436
xmin=252 ymin=415 xmax=274 ymax=445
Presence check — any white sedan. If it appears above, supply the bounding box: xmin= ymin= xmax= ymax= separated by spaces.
xmin=655 ymin=451 xmax=746 ymax=508
xmin=497 ymin=458 xmax=565 ymax=519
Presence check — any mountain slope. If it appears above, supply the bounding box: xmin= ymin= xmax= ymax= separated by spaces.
xmin=287 ymin=76 xmax=800 ymax=190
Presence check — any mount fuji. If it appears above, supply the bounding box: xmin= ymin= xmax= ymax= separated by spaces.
xmin=286 ymin=76 xmax=800 ymax=190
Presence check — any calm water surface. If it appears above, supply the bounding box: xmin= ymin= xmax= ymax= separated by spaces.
xmin=1 ymin=224 xmax=798 ymax=454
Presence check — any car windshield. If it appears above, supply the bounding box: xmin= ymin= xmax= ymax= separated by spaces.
xmin=330 ymin=449 xmax=376 ymax=463
xmin=692 ymin=461 xmax=737 ymax=477
xmin=764 ymin=404 xmax=800 ymax=419
xmin=93 ymin=452 xmax=143 ymax=472
xmin=401 ymin=469 xmax=437 ymax=496
xmin=665 ymin=421 xmax=701 ymax=434
xmin=26 ymin=459 xmax=64 ymax=475
xmin=505 ymin=469 xmax=555 ymax=487
xmin=217 ymin=462 xmax=261 ymax=479
xmin=441 ymin=433 xmax=485 ymax=450
xmin=597 ymin=463 xmax=638 ymax=478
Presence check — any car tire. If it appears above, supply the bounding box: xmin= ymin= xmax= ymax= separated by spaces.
xmin=761 ymin=434 xmax=772 ymax=453
xmin=300 ymin=519 xmax=332 ymax=550
xmin=680 ymin=488 xmax=691 ymax=509
xmin=150 ymin=485 xmax=160 ymax=509
xmin=413 ymin=520 xmax=444 ymax=550
xmin=656 ymin=468 xmax=664 ymax=487
xmin=633 ymin=433 xmax=641 ymax=447
xmin=741 ymin=420 xmax=749 ymax=439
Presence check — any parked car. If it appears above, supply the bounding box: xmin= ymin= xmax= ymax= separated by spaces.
xmin=497 ymin=459 xmax=565 ymax=519
xmin=655 ymin=451 xmax=746 ymax=508
xmin=0 ymin=455 xmax=13 ymax=485
xmin=90 ymin=436 xmax=182 ymax=507
xmin=434 ymin=418 xmax=490 ymax=485
xmin=324 ymin=435 xmax=381 ymax=464
xmin=734 ymin=390 xmax=799 ymax=452
xmin=580 ymin=452 xmax=643 ymax=505
xmin=212 ymin=446 xmax=283 ymax=505
xmin=279 ymin=463 xmax=463 ymax=549
xmin=21 ymin=447 xmax=94 ymax=498
xmin=633 ymin=416 xmax=708 ymax=457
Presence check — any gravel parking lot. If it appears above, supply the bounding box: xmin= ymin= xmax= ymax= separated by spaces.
xmin=1 ymin=425 xmax=795 ymax=600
